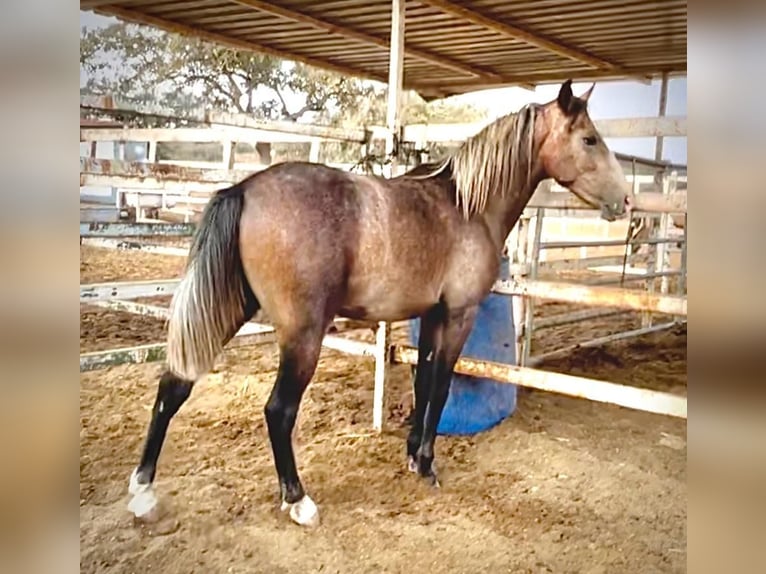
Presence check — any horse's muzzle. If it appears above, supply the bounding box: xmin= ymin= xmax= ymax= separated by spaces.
xmin=601 ymin=194 xmax=632 ymax=221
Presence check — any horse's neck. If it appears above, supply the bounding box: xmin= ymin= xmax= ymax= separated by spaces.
xmin=480 ymin=169 xmax=546 ymax=253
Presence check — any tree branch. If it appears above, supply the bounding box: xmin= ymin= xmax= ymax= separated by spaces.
xmin=272 ymin=87 xmax=292 ymax=119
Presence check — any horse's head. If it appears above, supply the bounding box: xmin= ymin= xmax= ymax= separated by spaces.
xmin=537 ymin=80 xmax=633 ymax=221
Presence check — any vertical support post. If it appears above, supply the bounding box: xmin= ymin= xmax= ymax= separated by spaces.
xmin=511 ymin=213 xmax=531 ymax=366
xmin=372 ymin=321 xmax=390 ymax=433
xmin=658 ymin=171 xmax=677 ymax=295
xmin=222 ymin=140 xmax=236 ymax=170
xmin=146 ymin=141 xmax=157 ymax=163
xmin=678 ymin=214 xmax=687 ymax=297
xmin=641 ymin=180 xmax=658 ymax=328
xmin=385 ymin=0 xmax=405 ymax=178
xmin=654 ymin=73 xmax=669 ymax=164
xmin=642 ymin=73 xmax=669 ymax=327
xmin=371 ymin=0 xmax=404 ymax=432
xmin=309 ymin=139 xmax=321 ymax=163
xmin=521 ymin=206 xmax=545 ymax=366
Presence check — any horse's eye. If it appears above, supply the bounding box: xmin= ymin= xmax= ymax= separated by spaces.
xmin=583 ymin=136 xmax=598 ymax=146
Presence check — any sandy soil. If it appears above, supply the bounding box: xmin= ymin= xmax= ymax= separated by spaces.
xmin=80 ymin=245 xmax=687 ymax=574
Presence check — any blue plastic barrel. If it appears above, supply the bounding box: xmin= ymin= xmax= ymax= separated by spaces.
xmin=408 ymin=257 xmax=517 ymax=435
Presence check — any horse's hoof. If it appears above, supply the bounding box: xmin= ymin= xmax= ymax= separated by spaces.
xmin=407 ymin=456 xmax=418 ymax=473
xmin=417 ymin=460 xmax=440 ymax=488
xmin=282 ymin=495 xmax=320 ymax=528
xmin=128 ymin=487 xmax=160 ymax=522
xmin=426 ymin=473 xmax=441 ymax=489
xmin=127 ymin=468 xmax=160 ymax=522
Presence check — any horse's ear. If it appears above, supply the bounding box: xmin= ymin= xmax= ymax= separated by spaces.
xmin=557 ymin=79 xmax=574 ymax=113
xmin=580 ymin=83 xmax=595 ymax=102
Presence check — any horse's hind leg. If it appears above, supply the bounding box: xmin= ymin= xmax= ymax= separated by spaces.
xmin=265 ymin=323 xmax=327 ymax=528
xmin=127 ymin=370 xmax=194 ymax=521
xmin=127 ymin=299 xmax=259 ymax=522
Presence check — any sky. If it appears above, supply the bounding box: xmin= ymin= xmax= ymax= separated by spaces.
xmin=80 ymin=10 xmax=687 ymax=164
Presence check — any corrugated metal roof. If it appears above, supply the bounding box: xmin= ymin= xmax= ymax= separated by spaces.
xmin=80 ymin=0 xmax=686 ymax=98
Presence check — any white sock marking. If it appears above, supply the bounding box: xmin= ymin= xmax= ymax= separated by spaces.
xmin=127 ymin=467 xmax=159 ymax=519
xmin=282 ymin=495 xmax=320 ymax=528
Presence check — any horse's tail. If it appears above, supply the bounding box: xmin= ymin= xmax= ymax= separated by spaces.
xmin=166 ymin=184 xmax=255 ymax=381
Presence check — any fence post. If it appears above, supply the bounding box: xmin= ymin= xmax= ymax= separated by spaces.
xmin=221 ymin=140 xmax=236 ymax=170
xmin=521 ymin=206 xmax=545 ymax=365
xmin=372 ymin=321 xmax=390 ymax=432
xmin=309 ymin=139 xmax=321 ymax=163
xmin=510 ymin=213 xmax=531 ymax=366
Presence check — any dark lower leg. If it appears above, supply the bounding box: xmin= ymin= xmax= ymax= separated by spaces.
xmin=133 ymin=370 xmax=194 ymax=485
xmin=406 ymin=308 xmax=440 ymax=461
xmin=264 ymin=340 xmax=321 ymax=505
xmin=415 ymin=307 xmax=477 ymax=481
xmin=407 ymin=356 xmax=434 ymax=461
xmin=416 ymin=357 xmax=452 ymax=479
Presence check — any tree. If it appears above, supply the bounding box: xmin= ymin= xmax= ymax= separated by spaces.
xmin=80 ymin=21 xmax=488 ymax=166
xmin=80 ymin=22 xmax=375 ymax=119
xmin=81 ymin=22 xmax=382 ymax=163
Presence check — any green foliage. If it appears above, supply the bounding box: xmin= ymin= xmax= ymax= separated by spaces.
xmin=81 ymin=22 xmax=375 ymax=120
xmin=81 ymin=22 xmax=488 ymax=165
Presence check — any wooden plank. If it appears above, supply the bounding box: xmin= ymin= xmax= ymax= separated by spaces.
xmin=80 ymin=279 xmax=181 ymax=302
xmin=81 ymin=174 xmax=231 ymax=193
xmin=402 ymin=116 xmax=687 ymax=143
xmin=81 ymin=95 xmax=390 ymax=143
xmin=79 ymin=321 xmax=375 ymax=372
xmin=80 ymin=126 xmax=321 ymax=144
xmin=80 ymin=342 xmax=169 ymax=372
xmin=206 ymin=111 xmax=368 ymax=143
xmin=417 ymin=0 xmax=641 ymax=76
xmin=534 ymin=308 xmax=631 ymax=330
xmin=79 ymin=222 xmax=196 ymax=238
xmin=598 ymin=116 xmax=686 ymax=138
xmin=393 ymin=345 xmax=686 ymax=419
xmin=80 ymin=158 xmax=250 ymax=184
xmin=80 ymin=206 xmax=127 ymax=223
xmin=80 ymin=330 xmax=277 ymax=372
xmin=528 ymin=322 xmax=683 ymax=365
xmin=81 ymin=238 xmax=190 ymax=257
xmin=493 ymin=278 xmax=687 ymax=316
xmin=539 ymin=255 xmax=628 ymax=271
xmin=541 ymin=237 xmax=679 ymax=250
xmin=528 ymin=187 xmax=687 ymax=213
xmin=156 ymin=209 xmax=199 ymax=224
xmin=87 ymin=300 xmax=170 ymax=320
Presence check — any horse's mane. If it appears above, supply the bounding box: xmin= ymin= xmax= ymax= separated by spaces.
xmin=406 ymin=104 xmax=538 ymax=219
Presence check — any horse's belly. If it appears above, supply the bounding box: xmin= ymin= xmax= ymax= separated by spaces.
xmin=340 ymin=279 xmax=441 ymax=322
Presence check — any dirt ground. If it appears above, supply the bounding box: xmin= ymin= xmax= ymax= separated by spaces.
xmin=80 ymin=244 xmax=687 ymax=574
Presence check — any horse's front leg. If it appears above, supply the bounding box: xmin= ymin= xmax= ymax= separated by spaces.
xmin=406 ymin=305 xmax=441 ymax=472
xmin=415 ymin=305 xmax=478 ymax=486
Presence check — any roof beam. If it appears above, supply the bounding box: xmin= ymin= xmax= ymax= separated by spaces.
xmin=419 ymin=0 xmax=640 ymax=75
xmin=229 ymin=0 xmax=501 ymax=82
xmin=91 ymin=5 xmax=390 ymax=85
